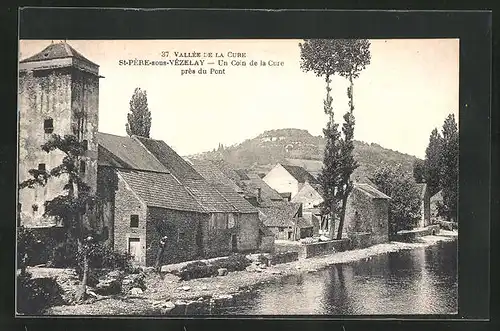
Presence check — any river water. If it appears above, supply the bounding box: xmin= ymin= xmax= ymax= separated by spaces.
xmin=213 ymin=240 xmax=457 ymax=315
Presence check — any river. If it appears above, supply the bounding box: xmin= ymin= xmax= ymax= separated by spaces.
xmin=212 ymin=240 xmax=457 ymax=315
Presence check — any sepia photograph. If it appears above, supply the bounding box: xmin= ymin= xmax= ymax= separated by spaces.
xmin=17 ymin=37 xmax=459 ymax=316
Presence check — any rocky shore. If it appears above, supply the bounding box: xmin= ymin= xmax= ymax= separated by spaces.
xmin=44 ymin=231 xmax=457 ymax=315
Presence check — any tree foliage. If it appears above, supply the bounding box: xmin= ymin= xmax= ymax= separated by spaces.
xmin=299 ymin=39 xmax=370 ymax=238
xmin=370 ymin=165 xmax=422 ymax=235
xmin=125 ymin=87 xmax=152 ymax=138
xmin=412 ymin=159 xmax=426 ymax=183
xmin=421 ymin=114 xmax=458 ymax=222
xmin=423 ymin=128 xmax=443 ymax=195
xmin=438 ymin=114 xmax=459 ymax=221
xmin=19 ymin=134 xmax=96 ymax=301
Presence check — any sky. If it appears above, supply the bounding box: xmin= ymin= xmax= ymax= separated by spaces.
xmin=19 ymin=39 xmax=459 ymax=158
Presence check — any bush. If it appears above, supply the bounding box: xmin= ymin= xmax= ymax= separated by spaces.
xmin=211 ymin=254 xmax=252 ymax=272
xmin=176 ymin=254 xmax=252 ymax=281
xmin=17 ymin=271 xmax=62 ymax=315
xmin=87 ymin=242 xmax=133 ymax=271
xmin=48 ymin=240 xmax=79 ymax=268
xmin=177 ymin=261 xmax=216 ymax=281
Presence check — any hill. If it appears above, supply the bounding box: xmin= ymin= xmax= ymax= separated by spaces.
xmin=189 ymin=128 xmax=420 ymax=181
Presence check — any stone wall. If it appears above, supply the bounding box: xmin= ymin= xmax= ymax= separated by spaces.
xmin=393 ymin=225 xmax=441 ymax=242
xmin=237 ymin=213 xmax=260 ymax=252
xmin=349 ymin=232 xmax=373 ymax=249
xmin=18 ymin=67 xmax=99 ymax=228
xmin=112 ymin=172 xmax=147 ymax=264
xmin=344 ymin=188 xmax=389 ymax=245
xmin=146 ymin=207 xmax=206 ymax=266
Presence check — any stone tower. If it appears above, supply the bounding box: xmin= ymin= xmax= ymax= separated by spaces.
xmin=18 ymin=41 xmax=101 ymax=227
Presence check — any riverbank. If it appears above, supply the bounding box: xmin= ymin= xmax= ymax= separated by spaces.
xmin=46 ymin=232 xmax=457 ymax=315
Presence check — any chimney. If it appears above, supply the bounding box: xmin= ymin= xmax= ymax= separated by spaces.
xmin=256 ymin=188 xmax=262 ymax=203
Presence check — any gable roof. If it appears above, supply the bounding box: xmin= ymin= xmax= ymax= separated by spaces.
xmin=116 ymin=169 xmax=205 ymax=213
xmin=258 ymin=202 xmax=302 ymax=227
xmin=187 ymin=159 xmax=243 ymax=193
xmin=20 ymin=41 xmax=98 ymax=67
xmin=97 ymin=133 xmax=167 ymax=173
xmin=354 ymin=183 xmax=391 ymax=200
xmin=292 ymin=181 xmax=324 ymax=204
xmin=212 ymin=183 xmax=258 ymax=214
xmin=280 ymin=164 xmax=318 ymax=184
xmin=135 ymin=137 xmax=204 ymax=180
xmin=244 ymin=173 xmax=284 ymax=202
xmin=285 ymin=158 xmax=323 ymax=178
xmin=182 ymin=179 xmax=238 ymax=213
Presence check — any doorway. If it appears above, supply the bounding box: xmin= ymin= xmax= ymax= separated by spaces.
xmin=128 ymin=238 xmax=141 ymax=263
xmin=231 ymin=234 xmax=238 ymax=252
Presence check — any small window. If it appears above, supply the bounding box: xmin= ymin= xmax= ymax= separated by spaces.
xmin=32 ymin=204 xmax=38 ymax=212
xmin=38 ymin=163 xmax=46 ymax=171
xmin=82 ymin=140 xmax=88 ymax=151
xmin=178 ymin=231 xmax=185 ymax=241
xmin=44 ymin=118 xmax=54 ymax=134
xmin=130 ymin=215 xmax=139 ymax=228
xmin=80 ymin=160 xmax=86 ymax=174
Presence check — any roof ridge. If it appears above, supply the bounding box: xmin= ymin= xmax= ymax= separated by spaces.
xmin=132 ymin=135 xmax=171 ymax=173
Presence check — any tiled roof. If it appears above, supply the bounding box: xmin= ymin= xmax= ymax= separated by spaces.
xmin=97 ymin=133 xmax=167 ymax=173
xmin=183 ymin=179 xmax=238 ymax=213
xmin=135 ymin=137 xmax=204 ymax=180
xmin=244 ymin=173 xmax=284 ymax=202
xmin=212 ymin=183 xmax=258 ymax=214
xmin=187 ymin=159 xmax=243 ymax=193
xmin=285 ymin=158 xmax=323 ymax=178
xmin=281 ymin=164 xmax=319 ymax=184
xmin=354 ymin=183 xmax=391 ymax=200
xmin=20 ymin=41 xmax=98 ymax=66
xmin=117 ymin=169 xmax=205 ymax=213
xmin=258 ymin=202 xmax=302 ymax=227
xmin=235 ymin=169 xmax=250 ymax=181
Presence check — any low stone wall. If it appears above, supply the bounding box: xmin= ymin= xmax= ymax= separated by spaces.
xmin=394 ymin=225 xmax=441 ymax=242
xmin=301 ymin=239 xmax=351 ymax=259
xmin=436 ymin=220 xmax=458 ymax=231
xmin=259 ymin=236 xmax=275 ymax=253
xmin=349 ymin=232 xmax=372 ymax=249
xmin=269 ymin=251 xmax=299 ymax=265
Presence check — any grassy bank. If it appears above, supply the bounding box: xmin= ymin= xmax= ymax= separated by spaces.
xmin=45 ymin=232 xmax=457 ymax=315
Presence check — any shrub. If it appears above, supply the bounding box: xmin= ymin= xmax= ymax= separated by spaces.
xmin=177 ymin=261 xmax=216 ymax=281
xmin=87 ymin=242 xmax=133 ymax=271
xmin=48 ymin=240 xmax=79 ymax=268
xmin=17 ymin=271 xmax=62 ymax=315
xmin=211 ymin=254 xmax=252 ymax=272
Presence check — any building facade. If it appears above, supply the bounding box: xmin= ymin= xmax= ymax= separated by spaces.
xmin=18 ymin=41 xmax=101 ymax=228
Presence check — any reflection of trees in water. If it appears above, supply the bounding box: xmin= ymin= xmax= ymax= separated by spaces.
xmin=320 ymin=264 xmax=355 ymax=314
xmin=425 ymin=242 xmax=457 ymax=277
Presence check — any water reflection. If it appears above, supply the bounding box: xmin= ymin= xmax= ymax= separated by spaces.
xmin=217 ymin=240 xmax=457 ymax=315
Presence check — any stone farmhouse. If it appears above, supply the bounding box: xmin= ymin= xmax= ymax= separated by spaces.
xmin=18 ymin=41 xmax=265 ymax=266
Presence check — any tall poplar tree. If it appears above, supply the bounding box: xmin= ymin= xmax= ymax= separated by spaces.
xmin=125 ymin=87 xmax=152 ymax=138
xmin=299 ymin=39 xmax=371 ymax=239
xmin=423 ymin=128 xmax=443 ymax=196
xmin=439 ymin=114 xmax=459 ymax=221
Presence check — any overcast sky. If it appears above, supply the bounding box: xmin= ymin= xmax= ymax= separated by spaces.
xmin=19 ymin=39 xmax=459 ymax=158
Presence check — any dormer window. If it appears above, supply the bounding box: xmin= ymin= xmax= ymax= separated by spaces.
xmin=44 ymin=118 xmax=54 ymax=134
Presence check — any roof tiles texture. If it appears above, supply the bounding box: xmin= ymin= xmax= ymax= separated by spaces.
xmin=20 ymin=41 xmax=98 ymax=66
xmin=354 ymin=183 xmax=391 ymax=200
xmin=281 ymin=164 xmax=319 ymax=184
xmin=117 ymin=169 xmax=205 ymax=213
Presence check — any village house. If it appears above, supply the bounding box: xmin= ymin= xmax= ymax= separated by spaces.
xmin=263 ymin=163 xmax=320 ymax=201
xmin=343 ymin=183 xmax=391 ymax=244
xmin=258 ymin=202 xmax=315 ymax=241
xmin=97 ymin=133 xmax=266 ymax=265
xmin=416 ymin=183 xmax=431 ymax=228
xmin=18 ymin=41 xmax=266 ymax=267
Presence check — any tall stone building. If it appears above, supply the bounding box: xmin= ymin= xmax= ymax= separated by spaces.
xmin=18 ymin=41 xmax=101 ymax=227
